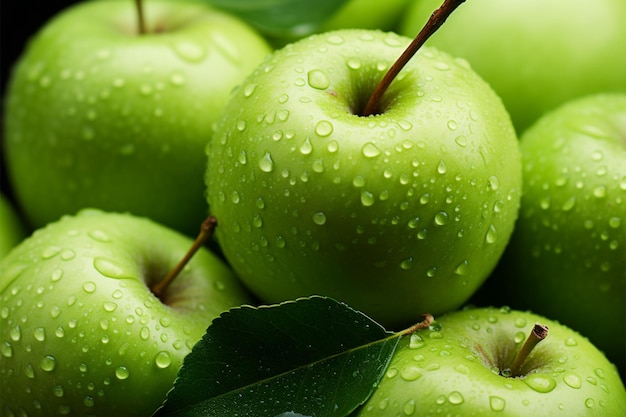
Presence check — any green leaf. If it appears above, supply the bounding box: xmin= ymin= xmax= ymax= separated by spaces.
xmin=153 ymin=296 xmax=399 ymax=417
xmin=205 ymin=0 xmax=352 ymax=38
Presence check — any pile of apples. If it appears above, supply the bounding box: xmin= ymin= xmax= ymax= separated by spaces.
xmin=1 ymin=0 xmax=625 ymax=416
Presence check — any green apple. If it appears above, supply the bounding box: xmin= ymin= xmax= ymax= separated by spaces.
xmin=399 ymin=0 xmax=626 ymax=133
xmin=205 ymin=29 xmax=522 ymax=327
xmin=355 ymin=306 xmax=626 ymax=416
xmin=0 ymin=209 xmax=253 ymax=416
xmin=0 ymin=194 xmax=27 ymax=260
xmin=485 ymin=93 xmax=626 ymax=377
xmin=3 ymin=0 xmax=271 ymax=236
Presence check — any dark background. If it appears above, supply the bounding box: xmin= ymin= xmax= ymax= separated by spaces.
xmin=1 ymin=1 xmax=81 ymax=199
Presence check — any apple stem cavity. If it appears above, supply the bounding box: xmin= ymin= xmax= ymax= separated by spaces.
xmin=510 ymin=323 xmax=549 ymax=377
xmin=135 ymin=0 xmax=147 ymax=35
xmin=151 ymin=216 xmax=218 ymax=299
xmin=361 ymin=0 xmax=467 ymax=117
xmin=399 ymin=313 xmax=435 ymax=336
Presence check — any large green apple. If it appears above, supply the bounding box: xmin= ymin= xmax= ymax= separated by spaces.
xmin=484 ymin=93 xmax=626 ymax=377
xmin=0 ymin=194 xmax=27 ymax=260
xmin=206 ymin=29 xmax=522 ymax=327
xmin=3 ymin=0 xmax=271 ymax=236
xmin=354 ymin=306 xmax=626 ymax=416
xmin=399 ymin=0 xmax=626 ymax=133
xmin=0 ymin=209 xmax=253 ymax=416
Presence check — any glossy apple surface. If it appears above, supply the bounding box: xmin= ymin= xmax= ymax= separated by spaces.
xmin=3 ymin=0 xmax=271 ymax=236
xmin=488 ymin=93 xmax=626 ymax=376
xmin=399 ymin=0 xmax=626 ymax=133
xmin=0 ymin=209 xmax=253 ymax=416
xmin=355 ymin=307 xmax=626 ymax=416
xmin=206 ymin=29 xmax=522 ymax=327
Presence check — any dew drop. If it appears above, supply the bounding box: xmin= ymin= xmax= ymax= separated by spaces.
xmin=259 ymin=152 xmax=275 ymax=173
xmin=564 ymin=373 xmax=582 ymax=389
xmin=400 ymin=257 xmax=414 ymax=270
xmin=307 ymin=69 xmax=330 ymax=90
xmin=83 ymin=281 xmax=97 ymax=293
xmin=300 ymin=137 xmax=313 ymax=154
xmin=173 ymin=41 xmax=206 ymax=62
xmin=437 ymin=160 xmax=447 ymax=174
xmin=455 ymin=135 xmax=467 ymax=147
xmin=312 ymin=212 xmax=327 ymax=225
xmin=1 ymin=341 xmax=12 ymax=357
xmin=231 ymin=191 xmax=241 ymax=204
xmin=488 ymin=176 xmax=500 ymax=191
xmin=489 ymin=396 xmax=506 ymax=411
xmin=448 ymin=391 xmax=464 ymax=405
xmin=485 ymin=225 xmax=497 ymax=244
xmin=434 ymin=212 xmax=448 ymax=226
xmin=155 ymin=351 xmax=172 ymax=369
xmin=315 ymin=120 xmax=333 ymax=137
xmin=523 ymin=374 xmax=556 ymax=393
xmin=593 ymin=185 xmax=607 ymax=198
xmin=94 ymin=257 xmax=129 ymax=279
xmin=399 ymin=366 xmax=422 ymax=381
xmin=454 ymin=260 xmax=469 ymax=275
xmin=140 ymin=327 xmax=150 ymax=340
xmin=40 ymin=355 xmax=57 ymax=372
xmin=608 ymin=217 xmax=621 ymax=229
xmin=243 ymin=83 xmax=257 ymax=97
xmin=24 ymin=364 xmax=35 ymax=379
xmin=34 ymin=327 xmax=46 ymax=342
xmin=362 ymin=142 xmax=381 ymax=158
xmin=361 ymin=191 xmax=375 ymax=206
xmin=9 ymin=325 xmax=21 ymax=342
xmin=115 ymin=366 xmax=130 ymax=380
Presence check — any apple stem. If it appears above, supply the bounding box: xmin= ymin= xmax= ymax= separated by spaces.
xmin=360 ymin=0 xmax=466 ymax=117
xmin=151 ymin=216 xmax=218 ymax=299
xmin=510 ymin=323 xmax=549 ymax=377
xmin=135 ymin=0 xmax=147 ymax=35
xmin=398 ymin=313 xmax=435 ymax=336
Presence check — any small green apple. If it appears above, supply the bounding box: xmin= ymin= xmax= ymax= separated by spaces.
xmin=355 ymin=306 xmax=626 ymax=416
xmin=399 ymin=0 xmax=626 ymax=133
xmin=206 ymin=28 xmax=522 ymax=327
xmin=485 ymin=93 xmax=626 ymax=376
xmin=0 ymin=194 xmax=27 ymax=260
xmin=3 ymin=0 xmax=271 ymax=236
xmin=0 ymin=209 xmax=253 ymax=416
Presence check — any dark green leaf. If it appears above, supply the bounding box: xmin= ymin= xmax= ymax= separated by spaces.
xmin=153 ymin=296 xmax=399 ymax=417
xmin=205 ymin=0 xmax=351 ymax=38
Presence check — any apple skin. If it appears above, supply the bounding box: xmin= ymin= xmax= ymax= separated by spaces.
xmin=399 ymin=0 xmax=626 ymax=133
xmin=206 ymin=29 xmax=522 ymax=327
xmin=0 ymin=209 xmax=254 ymax=416
xmin=0 ymin=194 xmax=27 ymax=260
xmin=484 ymin=94 xmax=626 ymax=377
xmin=354 ymin=307 xmax=626 ymax=417
xmin=3 ymin=0 xmax=271 ymax=237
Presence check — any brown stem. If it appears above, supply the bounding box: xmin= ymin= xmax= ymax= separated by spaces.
xmin=399 ymin=313 xmax=435 ymax=336
xmin=510 ymin=323 xmax=549 ymax=377
xmin=361 ymin=0 xmax=467 ymax=116
xmin=135 ymin=0 xmax=147 ymax=35
xmin=151 ymin=216 xmax=218 ymax=299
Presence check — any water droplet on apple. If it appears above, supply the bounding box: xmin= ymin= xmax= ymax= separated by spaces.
xmin=312 ymin=212 xmax=327 ymax=225
xmin=231 ymin=191 xmax=241 ymax=204
xmin=42 ymin=246 xmax=62 ymax=259
xmin=361 ymin=190 xmax=375 ymax=206
xmin=140 ymin=327 xmax=150 ymax=340
xmin=34 ymin=327 xmax=46 ymax=342
xmin=523 ymin=374 xmax=556 ymax=393
xmin=326 ymin=140 xmax=339 ymax=153
xmin=115 ymin=366 xmax=130 ymax=380
xmin=454 ymin=260 xmax=469 ymax=275
xmin=1 ymin=341 xmax=12 ymax=357
xmin=437 ymin=160 xmax=447 ymax=174
xmin=82 ymin=281 xmax=96 ymax=293
xmin=9 ymin=325 xmax=21 ymax=342
xmin=447 ymin=120 xmax=457 ymax=130
xmin=243 ymin=83 xmax=257 ymax=97
xmin=173 ymin=41 xmax=207 ymax=63
xmin=398 ymin=120 xmax=413 ymax=131
xmin=103 ymin=302 xmax=117 ymax=313
xmin=585 ymin=398 xmax=595 ymax=408
xmin=426 ymin=267 xmax=437 ymax=278
xmin=315 ymin=120 xmax=333 ymax=137
xmin=93 ymin=257 xmax=128 ymax=280
xmin=593 ymin=185 xmax=607 ymax=198
xmin=347 ymin=58 xmax=362 ymax=70
xmin=326 ymin=34 xmax=345 ymax=45
xmin=563 ymin=373 xmax=582 ymax=389
xmin=307 ymin=69 xmax=330 ymax=90
xmin=400 ymin=257 xmax=414 ymax=270
xmin=399 ymin=366 xmax=422 ymax=381
xmin=155 ymin=351 xmax=172 ymax=369
xmin=485 ymin=225 xmax=497 ymax=244
xmin=447 ymin=391 xmax=464 ymax=404
xmin=489 ymin=396 xmax=506 ymax=411
xmin=259 ymin=152 xmax=274 ymax=173
xmin=434 ymin=212 xmax=448 ymax=226
xmin=300 ymin=137 xmax=313 ymax=154
xmin=362 ymin=142 xmax=381 ymax=158
xmin=565 ymin=337 xmax=578 ymax=347
xmin=40 ymin=355 xmax=57 ymax=372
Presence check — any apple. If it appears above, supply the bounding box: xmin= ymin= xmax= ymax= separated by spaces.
xmin=483 ymin=93 xmax=626 ymax=377
xmin=205 ymin=27 xmax=522 ymax=327
xmin=354 ymin=306 xmax=626 ymax=416
xmin=398 ymin=0 xmax=626 ymax=133
xmin=0 ymin=209 xmax=254 ymax=416
xmin=3 ymin=0 xmax=271 ymax=237
xmin=0 ymin=194 xmax=27 ymax=260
